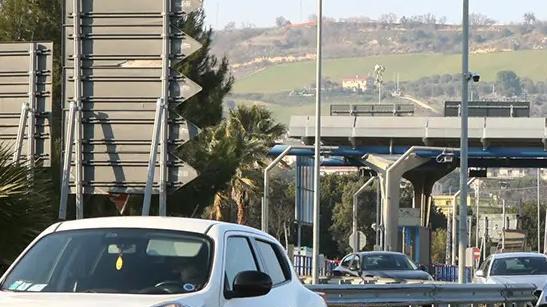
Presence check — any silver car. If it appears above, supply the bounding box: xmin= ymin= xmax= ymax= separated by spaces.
xmin=332 ymin=251 xmax=433 ymax=282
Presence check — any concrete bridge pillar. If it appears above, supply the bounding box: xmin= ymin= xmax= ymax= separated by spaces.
xmin=404 ymin=163 xmax=456 ymax=227
xmin=363 ymin=154 xmax=430 ymax=252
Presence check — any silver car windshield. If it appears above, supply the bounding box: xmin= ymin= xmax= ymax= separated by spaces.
xmin=362 ymin=254 xmax=417 ymax=271
xmin=0 ymin=228 xmax=212 ymax=295
xmin=490 ymin=257 xmax=547 ymax=276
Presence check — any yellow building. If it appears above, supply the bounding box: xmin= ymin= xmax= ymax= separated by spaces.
xmin=432 ymin=195 xmax=496 ymax=216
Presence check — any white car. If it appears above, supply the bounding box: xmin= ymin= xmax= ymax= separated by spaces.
xmin=0 ymin=217 xmax=326 ymax=307
xmin=473 ymin=252 xmax=547 ymax=305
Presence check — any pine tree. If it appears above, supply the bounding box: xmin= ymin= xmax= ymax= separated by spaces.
xmin=177 ymin=11 xmax=234 ymax=129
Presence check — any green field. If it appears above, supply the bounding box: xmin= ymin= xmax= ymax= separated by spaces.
xmin=234 ymin=50 xmax=547 ymax=94
xmin=232 ymin=99 xmax=330 ymax=125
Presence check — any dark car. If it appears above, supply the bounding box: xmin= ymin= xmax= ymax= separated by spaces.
xmin=332 ymin=251 xmax=433 ymax=282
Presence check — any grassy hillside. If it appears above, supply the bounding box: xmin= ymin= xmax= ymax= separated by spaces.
xmin=234 ymin=50 xmax=547 ymax=94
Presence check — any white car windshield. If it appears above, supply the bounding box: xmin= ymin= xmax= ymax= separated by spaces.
xmin=491 ymin=257 xmax=547 ymax=276
xmin=0 ymin=229 xmax=212 ymax=295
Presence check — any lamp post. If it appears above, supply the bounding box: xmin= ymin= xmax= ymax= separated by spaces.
xmin=311 ymin=0 xmax=323 ymax=285
xmin=538 ymin=169 xmax=542 ymax=253
xmin=458 ymin=0 xmax=470 ymax=284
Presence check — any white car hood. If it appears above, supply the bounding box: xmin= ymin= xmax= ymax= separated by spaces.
xmin=489 ymin=275 xmax=547 ymax=289
xmin=0 ymin=292 xmax=204 ymax=307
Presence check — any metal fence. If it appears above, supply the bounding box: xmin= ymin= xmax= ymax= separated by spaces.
xmin=430 ymin=264 xmax=472 ymax=283
xmin=307 ymin=283 xmax=537 ymax=306
xmin=293 ymin=255 xmax=337 ymax=277
xmin=330 ymin=104 xmax=415 ymax=117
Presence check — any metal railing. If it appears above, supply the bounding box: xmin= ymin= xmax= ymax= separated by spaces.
xmin=430 ymin=264 xmax=472 ymax=282
xmin=307 ymin=283 xmax=537 ymax=306
xmin=331 ymin=104 xmax=415 ymax=117
xmin=293 ymin=255 xmax=337 ymax=277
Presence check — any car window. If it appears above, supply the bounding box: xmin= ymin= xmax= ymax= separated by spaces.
xmin=491 ymin=257 xmax=547 ymax=276
xmin=349 ymin=255 xmax=361 ymax=271
xmin=362 ymin=254 xmax=416 ymax=271
xmin=1 ymin=229 xmax=212 ymax=294
xmin=478 ymin=258 xmax=491 ymax=275
xmin=341 ymin=255 xmax=355 ymax=268
xmin=255 ymin=240 xmax=290 ymax=285
xmin=224 ymin=237 xmax=258 ymax=291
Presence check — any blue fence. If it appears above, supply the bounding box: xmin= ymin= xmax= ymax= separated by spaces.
xmin=431 ymin=264 xmax=473 ymax=282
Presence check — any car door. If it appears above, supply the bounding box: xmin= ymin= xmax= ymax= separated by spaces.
xmin=221 ymin=234 xmax=296 ymax=307
xmin=252 ymin=238 xmax=296 ymax=307
xmin=221 ymin=235 xmax=265 ymax=307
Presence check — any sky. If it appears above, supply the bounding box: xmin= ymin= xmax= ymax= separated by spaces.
xmin=203 ymin=0 xmax=547 ymax=29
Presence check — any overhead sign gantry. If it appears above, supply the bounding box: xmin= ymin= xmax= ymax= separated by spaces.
xmin=0 ymin=42 xmax=52 ymax=167
xmin=60 ymin=0 xmax=203 ymax=219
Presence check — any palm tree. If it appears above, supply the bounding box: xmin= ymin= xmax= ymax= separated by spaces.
xmin=0 ymin=145 xmax=54 ymax=273
xmin=212 ymin=105 xmax=286 ymax=225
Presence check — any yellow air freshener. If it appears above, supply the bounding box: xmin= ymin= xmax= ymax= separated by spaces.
xmin=116 ymin=255 xmax=124 ymax=271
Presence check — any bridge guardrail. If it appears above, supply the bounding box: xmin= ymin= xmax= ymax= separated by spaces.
xmin=306 ymin=283 xmax=536 ymax=306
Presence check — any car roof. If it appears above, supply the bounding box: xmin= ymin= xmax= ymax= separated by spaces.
xmin=490 ymin=252 xmax=547 ymax=259
xmin=52 ymin=216 xmax=269 ymax=238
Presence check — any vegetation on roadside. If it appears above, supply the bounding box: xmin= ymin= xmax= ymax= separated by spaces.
xmin=0 ymin=146 xmax=54 ymax=273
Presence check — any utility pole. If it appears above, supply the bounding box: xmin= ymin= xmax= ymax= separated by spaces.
xmin=458 ymin=0 xmax=470 ymax=284
xmin=538 ymin=169 xmax=542 ymax=253
xmin=446 ymin=210 xmax=452 ymax=264
xmin=502 ymin=198 xmax=506 ymax=251
xmin=311 ymin=0 xmax=323 ymax=285
xmin=475 ymin=180 xmax=480 ymax=248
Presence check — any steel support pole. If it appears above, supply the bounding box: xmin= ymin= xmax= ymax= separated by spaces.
xmin=538 ymin=169 xmax=542 ymax=253
xmin=467 ymin=216 xmax=472 ymax=247
xmin=458 ymin=0 xmax=470 ymax=284
xmin=484 ymin=217 xmax=489 ymax=260
xmin=451 ymin=179 xmax=476 ymax=265
xmin=142 ymin=99 xmax=165 ymax=216
xmin=59 ymin=102 xmax=77 ymax=220
xmin=72 ymin=0 xmax=84 ymax=219
xmin=159 ymin=0 xmax=170 ymax=216
xmin=544 ymin=202 xmax=547 ymax=254
xmin=502 ymin=198 xmax=506 ymax=251
xmin=13 ymin=103 xmax=29 ymax=164
xmin=352 ymin=177 xmax=376 ymax=253
xmin=451 ymin=195 xmax=458 ymax=265
xmin=312 ymin=0 xmax=323 ymax=285
xmin=376 ymin=179 xmax=381 ymax=247
xmin=27 ymin=43 xmax=36 ymax=171
xmin=446 ymin=210 xmax=452 ymax=264
xmin=475 ymin=180 xmax=480 ymax=248
xmin=263 ymin=145 xmax=293 ymax=233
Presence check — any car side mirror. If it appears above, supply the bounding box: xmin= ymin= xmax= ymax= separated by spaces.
xmin=475 ymin=269 xmax=485 ymax=278
xmin=418 ymin=265 xmax=428 ymax=272
xmin=228 ymin=271 xmax=272 ymax=299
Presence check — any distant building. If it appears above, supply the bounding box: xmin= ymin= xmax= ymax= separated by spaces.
xmin=432 ymin=195 xmax=473 ymax=216
xmin=432 ymin=195 xmax=498 ymax=216
xmin=487 ymin=168 xmax=547 ymax=180
xmin=342 ymin=75 xmax=368 ymax=92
